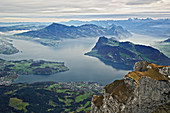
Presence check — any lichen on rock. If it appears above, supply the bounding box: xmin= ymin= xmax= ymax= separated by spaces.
xmin=91 ymin=61 xmax=170 ymax=113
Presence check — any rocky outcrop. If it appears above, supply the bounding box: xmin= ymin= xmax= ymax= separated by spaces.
xmin=91 ymin=61 xmax=170 ymax=113
xmin=158 ymin=66 xmax=170 ymax=79
xmin=133 ymin=61 xmax=150 ymax=72
xmin=123 ymin=77 xmax=170 ymax=113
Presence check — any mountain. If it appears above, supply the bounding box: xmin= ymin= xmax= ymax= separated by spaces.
xmin=164 ymin=38 xmax=170 ymax=42
xmin=16 ymin=23 xmax=131 ymax=40
xmin=0 ymin=24 xmax=46 ymax=32
xmin=0 ymin=39 xmax=19 ymax=55
xmin=152 ymin=38 xmax=170 ymax=58
xmin=91 ymin=61 xmax=170 ymax=113
xmin=60 ymin=18 xmax=154 ymax=27
xmin=85 ymin=36 xmax=170 ymax=68
xmin=61 ymin=18 xmax=170 ymax=37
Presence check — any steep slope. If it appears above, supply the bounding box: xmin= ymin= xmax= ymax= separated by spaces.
xmin=91 ymin=61 xmax=170 ymax=113
xmin=85 ymin=36 xmax=170 ymax=68
xmin=16 ymin=23 xmax=131 ymax=40
xmin=0 ymin=39 xmax=19 ymax=55
xmin=152 ymin=38 xmax=170 ymax=58
xmin=164 ymin=38 xmax=170 ymax=42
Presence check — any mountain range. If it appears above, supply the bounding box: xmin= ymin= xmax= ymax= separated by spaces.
xmin=152 ymin=38 xmax=170 ymax=58
xmin=85 ymin=36 xmax=170 ymax=68
xmin=16 ymin=23 xmax=131 ymax=40
xmin=164 ymin=38 xmax=170 ymax=42
xmin=61 ymin=18 xmax=170 ymax=37
xmin=0 ymin=24 xmax=46 ymax=32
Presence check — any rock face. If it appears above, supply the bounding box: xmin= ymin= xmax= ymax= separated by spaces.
xmin=91 ymin=61 xmax=170 ymax=113
xmin=133 ymin=61 xmax=150 ymax=72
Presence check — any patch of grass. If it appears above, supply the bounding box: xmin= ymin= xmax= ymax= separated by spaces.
xmin=108 ymin=52 xmax=113 ymax=58
xmin=9 ymin=98 xmax=29 ymax=113
xmin=66 ymin=91 xmax=74 ymax=95
xmin=106 ymin=40 xmax=119 ymax=47
xmin=46 ymin=84 xmax=60 ymax=90
xmin=56 ymin=89 xmax=68 ymax=93
xmin=39 ymin=63 xmax=62 ymax=68
xmin=49 ymin=100 xmax=56 ymax=107
xmin=48 ymin=109 xmax=54 ymax=111
xmin=85 ymin=50 xmax=101 ymax=57
xmin=140 ymin=54 xmax=157 ymax=63
xmin=120 ymin=52 xmax=131 ymax=59
xmin=75 ymin=92 xmax=89 ymax=103
xmin=126 ymin=64 xmax=168 ymax=83
xmin=58 ymin=98 xmax=64 ymax=102
xmin=65 ymin=97 xmax=73 ymax=104
xmin=9 ymin=62 xmax=31 ymax=72
xmin=4 ymin=89 xmax=18 ymax=95
xmin=65 ymin=108 xmax=71 ymax=112
xmin=84 ymin=101 xmax=90 ymax=108
xmin=2 ymin=60 xmax=68 ymax=76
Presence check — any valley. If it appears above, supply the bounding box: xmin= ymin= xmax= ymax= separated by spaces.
xmin=0 ymin=81 xmax=103 ymax=113
xmin=0 ymin=19 xmax=169 ymax=113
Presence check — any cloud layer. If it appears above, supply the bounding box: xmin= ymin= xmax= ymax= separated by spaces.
xmin=0 ymin=0 xmax=170 ymax=22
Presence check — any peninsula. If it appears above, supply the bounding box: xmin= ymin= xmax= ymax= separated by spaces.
xmin=0 ymin=59 xmax=69 ymax=85
xmin=85 ymin=36 xmax=170 ymax=69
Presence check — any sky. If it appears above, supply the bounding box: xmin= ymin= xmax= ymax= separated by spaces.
xmin=0 ymin=0 xmax=170 ymax=22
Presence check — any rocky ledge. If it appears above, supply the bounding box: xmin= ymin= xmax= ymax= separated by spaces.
xmin=91 ymin=61 xmax=170 ymax=113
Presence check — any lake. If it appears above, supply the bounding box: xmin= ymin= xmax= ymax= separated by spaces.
xmin=0 ymin=33 xmax=166 ymax=85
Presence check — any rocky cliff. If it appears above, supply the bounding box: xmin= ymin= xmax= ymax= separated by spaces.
xmin=91 ymin=61 xmax=170 ymax=113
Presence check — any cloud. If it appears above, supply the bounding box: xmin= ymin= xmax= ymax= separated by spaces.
xmin=0 ymin=0 xmax=169 ymax=22
xmin=126 ymin=0 xmax=162 ymax=5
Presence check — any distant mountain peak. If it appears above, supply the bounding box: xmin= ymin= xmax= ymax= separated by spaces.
xmin=47 ymin=23 xmax=68 ymax=28
xmin=164 ymin=38 xmax=170 ymax=42
xmin=16 ymin=23 xmax=132 ymax=40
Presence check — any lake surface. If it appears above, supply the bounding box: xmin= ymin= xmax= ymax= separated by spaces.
xmin=0 ymin=33 xmax=166 ymax=85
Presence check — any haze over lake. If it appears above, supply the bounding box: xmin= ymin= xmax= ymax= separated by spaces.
xmin=0 ymin=33 xmax=167 ymax=85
